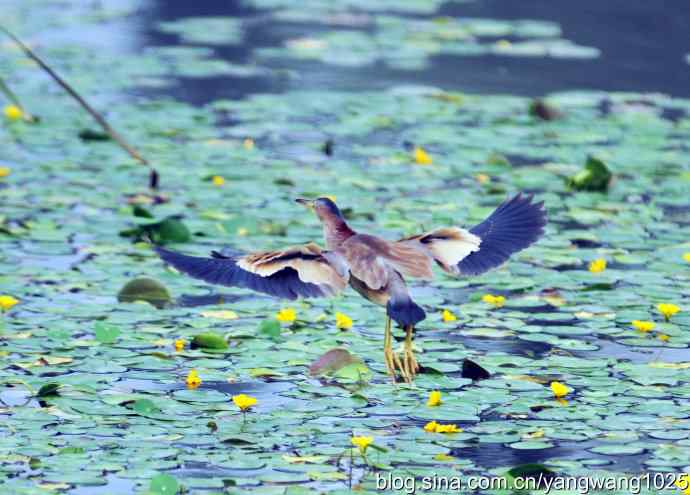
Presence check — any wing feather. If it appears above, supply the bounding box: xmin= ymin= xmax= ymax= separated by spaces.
xmin=156 ymin=244 xmax=348 ymax=300
xmin=398 ymin=227 xmax=481 ymax=275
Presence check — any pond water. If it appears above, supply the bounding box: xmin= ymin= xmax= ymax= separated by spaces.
xmin=1 ymin=0 xmax=690 ymax=494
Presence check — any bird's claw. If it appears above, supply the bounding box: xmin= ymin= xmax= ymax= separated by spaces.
xmin=383 ymin=345 xmax=418 ymax=384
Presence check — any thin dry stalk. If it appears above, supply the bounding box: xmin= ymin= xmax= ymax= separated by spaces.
xmin=0 ymin=25 xmax=149 ymax=166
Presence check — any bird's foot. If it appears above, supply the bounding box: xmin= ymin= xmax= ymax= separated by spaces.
xmin=402 ymin=342 xmax=419 ymax=383
xmin=383 ymin=346 xmax=397 ymax=383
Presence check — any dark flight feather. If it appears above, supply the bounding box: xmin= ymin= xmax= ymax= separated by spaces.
xmin=457 ymin=193 xmax=546 ymax=275
xmin=155 ymin=247 xmax=327 ymax=300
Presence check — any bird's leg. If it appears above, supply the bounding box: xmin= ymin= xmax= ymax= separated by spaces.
xmin=383 ymin=317 xmax=396 ymax=382
xmin=403 ymin=325 xmax=419 ymax=381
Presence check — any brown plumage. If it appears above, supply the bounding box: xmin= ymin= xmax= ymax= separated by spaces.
xmin=155 ymin=194 xmax=547 ymax=382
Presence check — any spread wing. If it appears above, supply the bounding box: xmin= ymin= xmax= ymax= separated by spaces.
xmin=155 ymin=243 xmax=349 ymax=300
xmin=398 ymin=193 xmax=547 ymax=276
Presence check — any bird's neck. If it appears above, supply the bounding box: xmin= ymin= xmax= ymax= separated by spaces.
xmin=324 ymin=218 xmax=355 ymax=250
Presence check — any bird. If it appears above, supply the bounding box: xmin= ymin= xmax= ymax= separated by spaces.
xmin=154 ymin=193 xmax=546 ymax=383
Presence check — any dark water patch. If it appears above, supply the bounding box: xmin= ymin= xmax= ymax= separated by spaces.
xmin=444 ymin=333 xmax=553 ymax=359
xmin=176 ymin=292 xmax=258 ymax=307
xmin=71 ymin=476 xmax=138 ymax=495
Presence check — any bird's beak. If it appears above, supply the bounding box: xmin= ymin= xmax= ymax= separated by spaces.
xmin=295 ymin=198 xmax=315 ymax=210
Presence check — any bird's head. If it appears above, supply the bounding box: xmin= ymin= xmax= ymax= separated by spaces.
xmin=295 ymin=197 xmax=344 ymax=223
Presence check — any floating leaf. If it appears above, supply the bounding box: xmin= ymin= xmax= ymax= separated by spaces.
xmin=78 ymin=129 xmax=110 ymax=141
xmin=258 ymin=319 xmax=281 ymax=340
xmin=133 ymin=398 xmax=161 ymax=415
xmin=36 ymin=383 xmax=60 ymax=398
xmin=308 ymin=348 xmax=358 ymax=376
xmin=117 ymin=278 xmax=171 ymax=309
xmin=149 ymin=473 xmax=179 ymax=495
xmin=192 ymin=332 xmax=228 ymax=350
xmin=120 ymin=216 xmax=191 ymax=244
xmin=462 ymin=359 xmax=491 ymax=380
xmin=94 ymin=322 xmax=121 ymax=344
xmin=566 ymin=156 xmax=612 ymax=192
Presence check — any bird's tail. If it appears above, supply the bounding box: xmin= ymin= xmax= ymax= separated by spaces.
xmin=457 ymin=193 xmax=546 ymax=275
xmin=386 ymin=296 xmax=426 ymax=327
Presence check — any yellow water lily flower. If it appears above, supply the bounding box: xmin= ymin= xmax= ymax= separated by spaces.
xmin=588 ymin=258 xmax=606 ymax=273
xmin=0 ymin=295 xmax=19 ymax=312
xmin=442 ymin=309 xmax=457 ymax=322
xmin=0 ymin=166 xmax=10 ymax=178
xmin=335 ymin=312 xmax=353 ymax=330
xmin=413 ymin=146 xmax=432 ymax=165
xmin=424 ymin=421 xmax=461 ymax=434
xmin=475 ymin=173 xmax=490 ymax=184
xmin=174 ymin=339 xmax=186 ymax=351
xmin=550 ymin=381 xmax=570 ymax=398
xmin=683 ymin=253 xmax=690 ymax=263
xmin=186 ymin=369 xmax=201 ymax=389
xmin=3 ymin=105 xmax=23 ymax=121
xmin=631 ymin=320 xmax=655 ymax=333
xmin=232 ymin=393 xmax=257 ymax=411
xmin=212 ymin=175 xmax=225 ymax=186
xmin=482 ymin=294 xmax=505 ymax=308
xmin=276 ymin=308 xmax=297 ymax=323
xmin=427 ymin=390 xmax=442 ymax=407
xmin=657 ymin=303 xmax=680 ymax=321
xmin=351 ymin=436 xmax=373 ymax=455
xmin=658 ymin=334 xmax=670 ymax=342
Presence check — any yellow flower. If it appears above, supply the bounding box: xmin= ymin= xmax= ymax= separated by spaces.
xmin=657 ymin=303 xmax=680 ymax=321
xmin=0 ymin=295 xmax=19 ymax=312
xmin=232 ymin=393 xmax=257 ymax=411
xmin=424 ymin=421 xmax=439 ymax=432
xmin=243 ymin=138 xmax=254 ymax=150
xmin=186 ymin=369 xmax=201 ymax=389
xmin=174 ymin=339 xmax=186 ymax=351
xmin=442 ymin=309 xmax=457 ymax=322
xmin=276 ymin=307 xmax=296 ymax=323
xmin=481 ymin=294 xmax=505 ymax=308
xmin=3 ymin=105 xmax=23 ymax=121
xmin=211 ymin=175 xmax=225 ymax=186
xmin=335 ymin=312 xmax=353 ymax=330
xmin=683 ymin=253 xmax=690 ymax=263
xmin=427 ymin=390 xmax=442 ymax=407
xmin=675 ymin=474 xmax=690 ymax=495
xmin=423 ymin=421 xmax=461 ymax=434
xmin=0 ymin=166 xmax=10 ymax=178
xmin=631 ymin=320 xmax=655 ymax=333
xmin=550 ymin=381 xmax=570 ymax=398
xmin=413 ymin=146 xmax=432 ymax=165
xmin=658 ymin=334 xmax=670 ymax=342
xmin=475 ymin=173 xmax=490 ymax=184
xmin=351 ymin=436 xmax=373 ymax=455
xmin=588 ymin=258 xmax=606 ymax=273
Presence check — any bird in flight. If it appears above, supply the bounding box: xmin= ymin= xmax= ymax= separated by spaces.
xmin=155 ymin=194 xmax=546 ymax=382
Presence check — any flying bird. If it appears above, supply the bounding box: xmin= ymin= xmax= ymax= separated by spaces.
xmin=155 ymin=194 xmax=546 ymax=382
